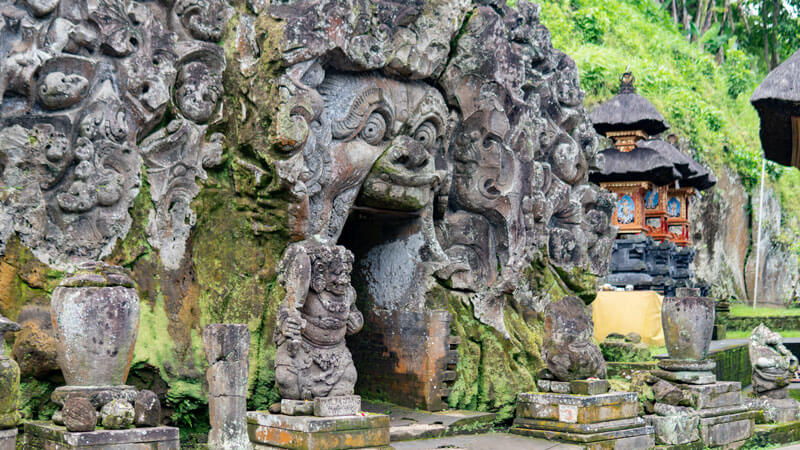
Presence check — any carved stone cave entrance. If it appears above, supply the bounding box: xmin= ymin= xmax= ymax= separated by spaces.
xmin=339 ymin=207 xmax=459 ymax=412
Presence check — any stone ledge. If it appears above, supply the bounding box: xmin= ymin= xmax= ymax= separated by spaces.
xmin=247 ymin=412 xmax=391 ymax=450
xmin=0 ymin=428 xmax=16 ymax=450
xmin=247 ymin=412 xmax=389 ymax=433
xmin=698 ymin=412 xmax=755 ymax=447
xmin=517 ymin=391 xmax=637 ymax=406
xmin=23 ymin=422 xmax=179 ymax=448
xmin=697 ymin=404 xmax=749 ymax=418
xmin=512 ymin=416 xmax=644 ymax=434
xmin=510 ymin=423 xmax=653 ymax=443
xmin=746 ymin=421 xmax=800 ymax=447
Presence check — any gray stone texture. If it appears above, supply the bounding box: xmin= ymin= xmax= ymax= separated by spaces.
xmin=0 ymin=428 xmax=16 ymax=450
xmin=750 ymin=323 xmax=799 ymax=396
xmin=569 ymin=379 xmax=609 ymax=396
xmin=698 ymin=411 xmax=755 ymax=447
xmin=24 ymin=421 xmax=179 ymax=449
xmin=645 ymin=414 xmax=700 ymax=445
xmin=100 ymin=399 xmax=134 ymax=430
xmin=274 ymin=242 xmax=362 ymax=401
xmin=0 ymin=0 xmax=228 ymax=271
xmin=63 ymin=397 xmax=97 ymax=432
xmin=134 ymin=390 xmax=161 ymax=427
xmin=51 ymin=263 xmax=139 ymax=388
xmin=541 ymin=297 xmax=606 ymax=381
xmin=661 ymin=293 xmax=715 ymax=361
xmin=313 ymin=395 xmax=361 ymax=417
xmin=204 ymin=323 xmax=251 ymax=450
xmin=0 ymin=314 xmax=20 ymax=430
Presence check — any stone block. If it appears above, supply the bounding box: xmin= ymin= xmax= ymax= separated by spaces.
xmin=696 ymin=404 xmax=748 ymax=418
xmin=748 ymin=397 xmax=800 ymax=423
xmin=24 ymin=421 xmax=179 ymax=449
xmin=537 ymin=379 xmax=551 ymax=392
xmin=282 ymin=399 xmax=314 ymax=416
xmin=510 ymin=422 xmax=653 ymax=443
xmin=653 ymin=380 xmax=684 ymax=405
xmin=52 ymin=385 xmax=137 ymax=409
xmin=516 ymin=392 xmax=639 ymax=424
xmin=134 ymin=390 xmax=161 ymax=427
xmin=653 ymin=370 xmax=716 ymax=385
xmin=313 ymin=396 xmax=361 ymax=417
xmin=585 ymin=433 xmax=655 ymax=450
xmin=698 ymin=412 xmax=754 ymax=447
xmin=570 ymin=379 xmax=610 ymax=395
xmin=681 ymin=381 xmax=742 ymax=411
xmin=512 ymin=416 xmax=644 ymax=433
xmin=657 ymin=359 xmax=716 ymax=372
xmin=550 ymin=381 xmax=570 ymax=394
xmin=645 ymin=414 xmax=700 ymax=445
xmin=247 ymin=412 xmax=390 ymax=450
xmin=0 ymin=428 xmax=16 ymax=450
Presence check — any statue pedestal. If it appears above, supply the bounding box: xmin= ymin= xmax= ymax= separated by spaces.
xmin=648 ymin=376 xmax=755 ymax=447
xmin=23 ymin=422 xmax=179 ymax=449
xmin=52 ymin=385 xmax=138 ymax=408
xmin=247 ymin=411 xmax=392 ymax=450
xmin=511 ymin=392 xmax=654 ymax=449
xmin=0 ymin=428 xmax=16 ymax=450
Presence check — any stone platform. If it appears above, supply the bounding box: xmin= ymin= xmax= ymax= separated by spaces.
xmin=247 ymin=411 xmax=392 ymax=450
xmin=511 ymin=392 xmax=654 ymax=449
xmin=51 ymin=385 xmax=138 ymax=408
xmin=23 ymin=421 xmax=179 ymax=449
xmin=0 ymin=428 xmax=16 ymax=450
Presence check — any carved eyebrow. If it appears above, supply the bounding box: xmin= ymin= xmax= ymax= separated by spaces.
xmin=331 ymin=87 xmax=394 ymax=141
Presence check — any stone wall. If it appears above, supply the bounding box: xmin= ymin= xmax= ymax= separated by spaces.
xmin=0 ymin=0 xmax=614 ymax=431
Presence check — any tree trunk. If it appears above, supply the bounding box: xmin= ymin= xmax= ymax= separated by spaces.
xmin=771 ymin=0 xmax=779 ymax=68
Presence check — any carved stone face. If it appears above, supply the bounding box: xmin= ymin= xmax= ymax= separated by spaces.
xmin=38 ymin=72 xmax=89 ymax=109
xmin=175 ymin=60 xmax=222 ymax=124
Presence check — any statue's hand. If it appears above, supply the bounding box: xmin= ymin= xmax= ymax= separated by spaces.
xmin=281 ymin=311 xmax=305 ymax=339
xmin=346 ymin=311 xmax=363 ymax=334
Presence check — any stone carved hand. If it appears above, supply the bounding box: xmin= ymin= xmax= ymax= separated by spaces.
xmin=281 ymin=310 xmax=305 ymax=341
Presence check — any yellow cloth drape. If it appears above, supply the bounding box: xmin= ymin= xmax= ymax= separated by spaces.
xmin=592 ymin=291 xmax=665 ymax=346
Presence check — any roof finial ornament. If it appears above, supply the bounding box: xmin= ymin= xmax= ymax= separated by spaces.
xmin=619 ymin=72 xmax=636 ymax=94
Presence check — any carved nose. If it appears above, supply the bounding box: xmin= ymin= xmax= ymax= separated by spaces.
xmin=394 ymin=140 xmax=429 ymax=169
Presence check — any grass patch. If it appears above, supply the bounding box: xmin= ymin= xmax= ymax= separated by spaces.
xmin=729 ymin=305 xmax=800 ymax=317
xmin=650 ymin=345 xmax=667 ymax=357
xmin=726 ymin=330 xmax=800 ymax=339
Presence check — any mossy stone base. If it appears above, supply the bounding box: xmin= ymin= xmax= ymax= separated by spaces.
xmin=247 ymin=411 xmax=390 ymax=450
xmin=23 ymin=421 xmax=179 ymax=449
xmin=746 ymin=421 xmax=800 ymax=447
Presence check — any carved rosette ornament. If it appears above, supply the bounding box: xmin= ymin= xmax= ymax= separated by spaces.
xmin=258 ymin=0 xmax=616 ymax=335
xmin=0 ymin=0 xmax=230 ymax=270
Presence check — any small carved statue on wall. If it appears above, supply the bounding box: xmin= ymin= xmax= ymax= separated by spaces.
xmin=750 ymin=323 xmax=798 ymax=398
xmin=541 ymin=296 xmax=607 ymax=381
xmin=274 ymin=240 xmax=364 ymax=400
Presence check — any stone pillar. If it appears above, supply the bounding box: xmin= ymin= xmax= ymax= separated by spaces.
xmin=0 ymin=315 xmax=20 ymax=450
xmin=204 ymin=324 xmax=251 ymax=450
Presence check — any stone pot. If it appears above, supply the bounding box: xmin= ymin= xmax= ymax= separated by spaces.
xmin=51 ymin=262 xmax=139 ymax=386
xmin=661 ymin=289 xmax=715 ymax=360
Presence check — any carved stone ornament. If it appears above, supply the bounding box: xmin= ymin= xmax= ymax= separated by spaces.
xmin=750 ymin=323 xmax=799 ymax=397
xmin=263 ymin=0 xmax=616 ymax=335
xmin=0 ymin=0 xmax=230 ymax=270
xmin=274 ymin=240 xmax=363 ymax=400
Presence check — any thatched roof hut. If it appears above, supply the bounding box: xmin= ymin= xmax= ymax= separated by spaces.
xmin=590 ymin=139 xmax=716 ymax=190
xmin=751 ymin=49 xmax=800 ymax=168
xmin=590 ymin=73 xmax=670 ymax=137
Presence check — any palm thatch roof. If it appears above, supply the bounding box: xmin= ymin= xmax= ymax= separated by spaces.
xmin=589 ymin=73 xmax=670 ymax=136
xmin=590 ymin=139 xmax=716 ymax=190
xmin=751 ymin=49 xmax=800 ymax=167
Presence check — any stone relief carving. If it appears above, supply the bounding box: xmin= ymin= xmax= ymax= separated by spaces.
xmin=274 ymin=240 xmax=364 ymax=400
xmin=263 ymin=0 xmax=616 ymax=335
xmin=750 ymin=323 xmax=799 ymax=397
xmin=0 ymin=0 xmax=230 ymax=269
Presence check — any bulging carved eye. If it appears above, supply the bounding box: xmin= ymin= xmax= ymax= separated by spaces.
xmin=414 ymin=121 xmax=437 ymax=148
xmin=359 ymin=112 xmax=386 ymax=145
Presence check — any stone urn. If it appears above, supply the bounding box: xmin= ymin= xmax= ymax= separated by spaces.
xmin=661 ymin=287 xmax=714 ymax=360
xmin=51 ymin=262 xmax=139 ymax=387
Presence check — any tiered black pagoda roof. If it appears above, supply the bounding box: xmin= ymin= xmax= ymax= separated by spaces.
xmin=589 ymin=73 xmax=670 ymax=136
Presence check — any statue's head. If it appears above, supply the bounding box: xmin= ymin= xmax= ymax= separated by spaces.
xmin=307 ymin=244 xmax=354 ymax=296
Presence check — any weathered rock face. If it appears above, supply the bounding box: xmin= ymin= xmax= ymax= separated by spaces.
xmin=691 ymin=167 xmax=749 ymax=301
xmin=0 ymin=314 xmax=21 ymax=430
xmin=541 ymin=296 xmax=606 ymax=381
xmin=0 ymin=0 xmax=614 ymax=425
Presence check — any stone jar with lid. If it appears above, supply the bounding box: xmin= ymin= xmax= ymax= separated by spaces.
xmin=51 ymin=262 xmax=139 ymax=387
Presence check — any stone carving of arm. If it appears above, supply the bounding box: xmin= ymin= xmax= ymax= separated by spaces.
xmin=345 ymin=286 xmax=363 ymax=336
xmin=275 ymin=243 xmax=311 ymax=351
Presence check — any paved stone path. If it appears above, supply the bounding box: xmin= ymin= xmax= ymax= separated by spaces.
xmin=390 ymin=432 xmax=580 ymax=450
